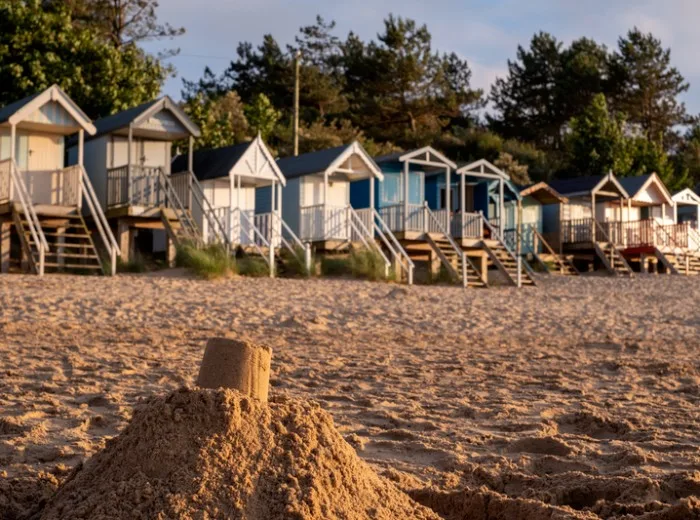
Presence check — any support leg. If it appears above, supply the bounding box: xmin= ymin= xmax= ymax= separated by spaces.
xmin=117 ymin=220 xmax=131 ymax=264
xmin=0 ymin=220 xmax=11 ymax=274
xmin=165 ymin=234 xmax=177 ymax=268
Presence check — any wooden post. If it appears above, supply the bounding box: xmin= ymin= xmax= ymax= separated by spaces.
xmin=117 ymin=219 xmax=130 ymax=263
xmin=459 ymin=172 xmax=465 ymax=239
xmin=445 ymin=167 xmax=451 ymax=231
xmin=591 ymin=192 xmax=596 ymax=242
xmin=403 ymin=161 xmax=409 ymax=232
xmin=369 ymin=175 xmax=375 ymax=211
xmin=293 ymin=51 xmax=301 ymax=157
xmin=127 ymin=124 xmax=133 ymax=204
xmin=0 ymin=220 xmax=11 ymax=273
xmin=188 ymin=136 xmax=194 ymax=173
xmin=269 ymin=180 xmax=276 ymax=277
xmin=9 ymin=124 xmax=16 ymax=200
xmin=196 ymin=337 xmax=272 ymax=401
xmin=497 ymin=178 xmax=503 ymax=236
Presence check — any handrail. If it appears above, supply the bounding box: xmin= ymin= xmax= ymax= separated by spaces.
xmin=347 ymin=205 xmax=392 ymax=271
xmin=5 ymin=159 xmax=48 ymax=275
xmin=424 ymin=202 xmax=469 ymax=287
xmin=482 ymin=212 xmax=531 ymax=286
xmin=187 ymin=172 xmax=230 ymax=248
xmin=593 ymin=218 xmax=612 ymax=243
xmin=156 ymin=169 xmax=199 ymax=241
xmin=372 ymin=208 xmax=414 ymax=285
xmin=653 ymin=220 xmax=686 ymax=262
xmin=79 ymin=165 xmax=120 ymax=275
xmin=347 ymin=205 xmax=391 ymax=274
xmin=269 ymin=211 xmax=312 ymax=273
xmin=235 ymin=208 xmax=272 ymax=267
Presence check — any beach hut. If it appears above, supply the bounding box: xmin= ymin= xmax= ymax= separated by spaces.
xmin=68 ymin=96 xmax=219 ymax=265
xmin=545 ymin=173 xmax=633 ymax=275
xmin=673 ymin=188 xmax=700 ymax=225
xmin=350 ymin=150 xmax=533 ymax=287
xmin=504 ymin=182 xmax=578 ymax=275
xmin=0 ymin=85 xmax=119 ymax=276
xmin=277 ymin=142 xmax=414 ymax=283
xmin=171 ymin=137 xmax=309 ymax=276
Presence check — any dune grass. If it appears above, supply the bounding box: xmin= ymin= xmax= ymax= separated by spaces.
xmin=320 ymin=248 xmax=389 ymax=281
xmin=176 ymin=243 xmax=236 ymax=279
xmin=237 ymin=256 xmax=271 ymax=277
xmin=278 ymin=246 xmax=312 ymax=278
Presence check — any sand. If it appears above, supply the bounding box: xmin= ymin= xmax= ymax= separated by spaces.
xmin=39 ymin=387 xmax=439 ymax=520
xmin=0 ymin=272 xmax=699 ymax=519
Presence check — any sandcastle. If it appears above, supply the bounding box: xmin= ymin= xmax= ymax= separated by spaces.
xmin=36 ymin=338 xmax=440 ymax=520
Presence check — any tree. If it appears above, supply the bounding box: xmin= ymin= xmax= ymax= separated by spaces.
xmin=628 ymin=136 xmax=690 ymax=191
xmin=183 ymin=91 xmax=249 ymax=150
xmin=566 ymin=94 xmax=633 ymax=176
xmin=0 ymin=0 xmax=166 ymax=117
xmin=245 ymin=94 xmax=281 ymax=140
xmin=489 ymin=32 xmax=566 ymax=149
xmin=609 ymin=28 xmax=690 ymax=145
xmin=343 ymin=16 xmax=482 ymax=147
xmin=495 ymin=152 xmax=532 ymax=186
xmin=45 ymin=0 xmax=185 ymax=49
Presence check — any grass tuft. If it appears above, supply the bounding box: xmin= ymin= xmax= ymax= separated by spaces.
xmin=278 ymin=246 xmax=312 ymax=278
xmin=117 ymin=252 xmax=148 ymax=273
xmin=349 ymin=248 xmax=387 ymax=281
xmin=237 ymin=256 xmax=271 ymax=277
xmin=176 ymin=243 xmax=236 ymax=279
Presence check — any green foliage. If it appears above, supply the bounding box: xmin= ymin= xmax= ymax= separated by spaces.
xmin=237 ymin=256 xmax=270 ymax=277
xmin=494 ymin=152 xmax=531 ymax=186
xmin=117 ymin=252 xmax=148 ymax=273
xmin=348 ymin=248 xmax=388 ymax=281
xmin=175 ymin=243 xmax=236 ymax=279
xmin=0 ymin=0 xmax=166 ymax=117
xmin=567 ymin=94 xmax=633 ymax=176
xmin=245 ymin=93 xmax=281 ymax=140
xmin=182 ymin=91 xmax=249 ymax=150
xmin=320 ymin=256 xmax=351 ymax=277
xmin=609 ymin=28 xmax=690 ymax=144
xmin=278 ymin=246 xmax=312 ymax=278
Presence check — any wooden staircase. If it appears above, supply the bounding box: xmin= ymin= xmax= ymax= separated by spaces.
xmin=530 ymin=227 xmax=578 ymax=276
xmin=161 ymin=208 xmax=202 ymax=248
xmin=658 ymin=250 xmax=700 ymax=275
xmin=594 ymin=242 xmax=633 ymax=276
xmin=482 ymin=239 xmax=536 ymax=286
xmin=13 ymin=207 xmax=103 ymax=274
xmin=425 ymin=234 xmax=487 ymax=288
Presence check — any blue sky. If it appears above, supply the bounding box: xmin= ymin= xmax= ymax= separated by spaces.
xmin=143 ymin=0 xmax=700 ymax=114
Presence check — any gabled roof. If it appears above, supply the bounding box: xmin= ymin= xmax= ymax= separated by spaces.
xmin=519 ymin=182 xmax=568 ymax=205
xmin=547 ymin=173 xmax=629 ymax=199
xmin=673 ymin=187 xmax=700 ymax=206
xmin=456 ymin=159 xmax=509 ymax=180
xmin=399 ymin=146 xmax=457 ymax=169
xmin=90 ymin=96 xmax=200 ymax=140
xmin=277 ymin=141 xmax=383 ymax=180
xmin=172 ymin=136 xmax=285 ymax=185
xmin=618 ymin=173 xmax=672 ymax=205
xmin=0 ymin=85 xmax=95 ymax=134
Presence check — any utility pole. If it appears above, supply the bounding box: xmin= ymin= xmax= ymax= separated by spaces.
xmin=293 ymin=50 xmax=301 ymax=157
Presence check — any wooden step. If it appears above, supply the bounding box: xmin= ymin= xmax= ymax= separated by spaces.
xmin=42 ymin=262 xmax=103 ymax=269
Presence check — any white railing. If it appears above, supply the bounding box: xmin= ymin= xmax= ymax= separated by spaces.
xmin=451 ymin=211 xmax=483 ymax=239
xmin=0 ymin=160 xmax=12 ymax=203
xmin=254 ymin=212 xmax=280 ymax=248
xmin=78 ymin=165 xmax=120 ymax=275
xmin=2 ymin=159 xmax=49 ymax=275
xmin=482 ymin=214 xmax=527 ymax=288
xmin=236 ymin=208 xmax=274 ymax=275
xmin=424 ymin=204 xmax=469 ymax=288
xmin=347 ymin=206 xmax=391 ymax=278
xmin=427 ymin=208 xmax=450 ymax=234
xmin=372 ymin=208 xmax=414 ymax=284
xmin=106 ymin=164 xmax=164 ymax=207
xmin=300 ymin=204 xmax=349 ymax=241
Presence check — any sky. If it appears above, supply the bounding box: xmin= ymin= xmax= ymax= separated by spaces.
xmin=143 ymin=0 xmax=700 ymax=114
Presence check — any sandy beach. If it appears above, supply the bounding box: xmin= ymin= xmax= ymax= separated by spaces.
xmin=1 ymin=272 xmax=699 ymax=519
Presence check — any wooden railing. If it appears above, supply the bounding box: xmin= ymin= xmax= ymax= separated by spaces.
xmin=0 ymin=159 xmax=12 ymax=202
xmin=107 ymin=164 xmax=165 ymax=207
xmin=451 ymin=212 xmax=483 ymax=239
xmin=0 ymin=163 xmax=82 ymax=207
xmin=170 ymin=172 xmax=192 ymax=210
xmin=300 ymin=204 xmax=348 ymax=241
xmin=561 ymin=218 xmax=595 ymax=244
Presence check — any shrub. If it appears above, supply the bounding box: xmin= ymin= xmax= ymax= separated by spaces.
xmin=349 ymin=248 xmax=388 ymax=281
xmin=117 ymin=252 xmax=148 ymax=273
xmin=278 ymin=246 xmax=312 ymax=278
xmin=237 ymin=256 xmax=271 ymax=277
xmin=176 ymin=243 xmax=236 ymax=279
xmin=320 ymin=256 xmax=352 ymax=277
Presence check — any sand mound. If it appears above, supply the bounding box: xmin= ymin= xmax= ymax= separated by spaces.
xmin=38 ymin=387 xmax=440 ymax=520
